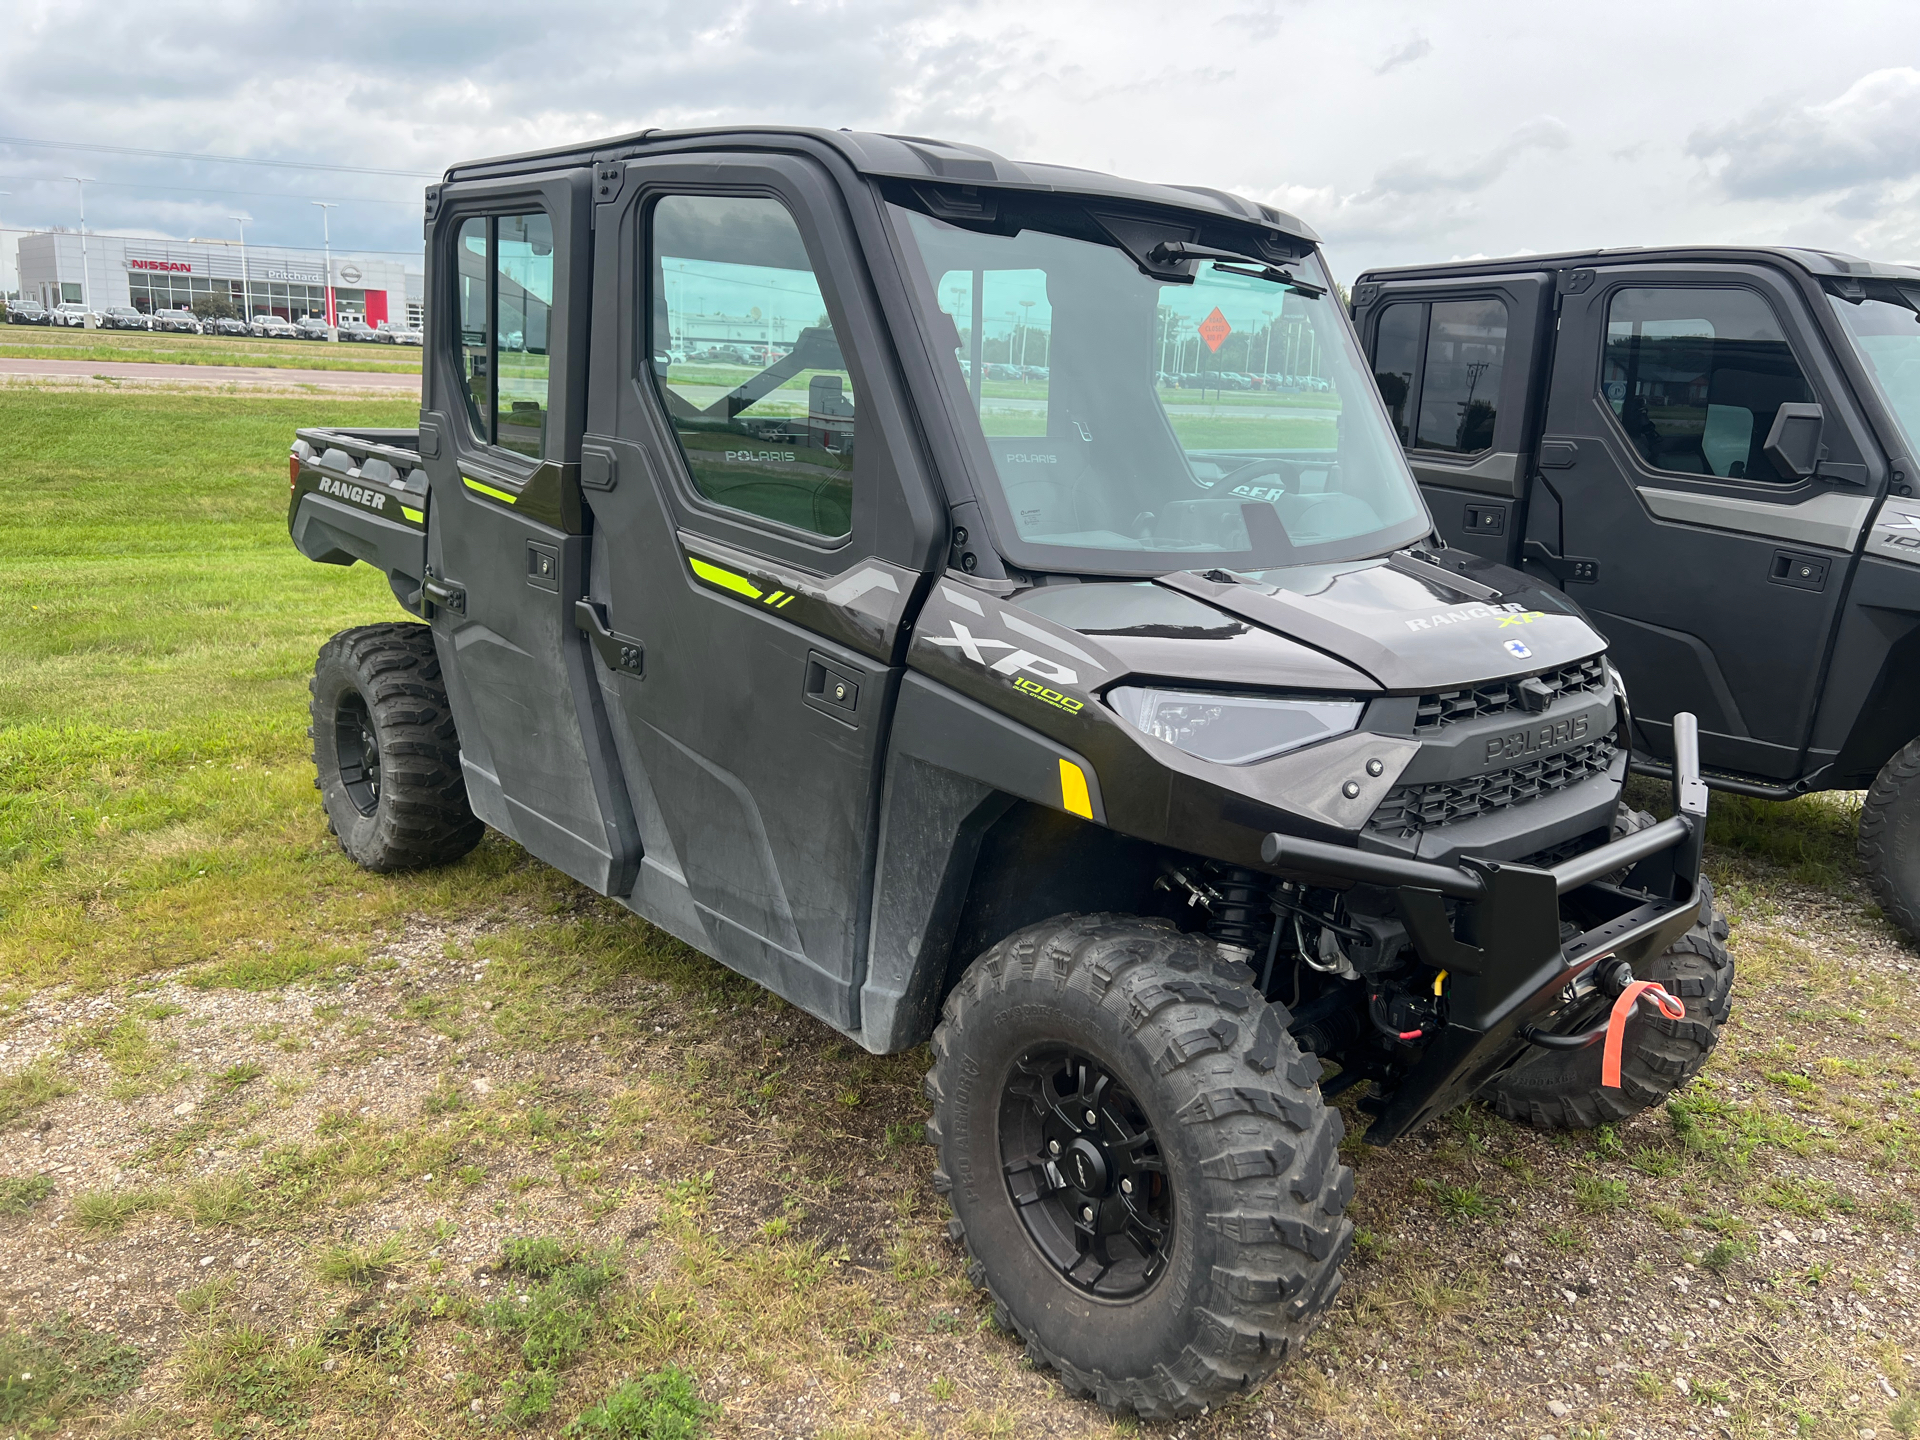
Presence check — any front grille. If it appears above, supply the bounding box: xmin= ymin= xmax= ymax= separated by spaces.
xmin=1367 ymin=738 xmax=1618 ymax=838
xmin=1413 ymin=657 xmax=1607 ymax=733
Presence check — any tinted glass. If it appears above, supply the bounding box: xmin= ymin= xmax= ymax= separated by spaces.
xmin=648 ymin=195 xmax=856 ymax=539
xmin=1604 ymin=287 xmax=1814 ymax=480
xmin=1828 ymin=287 xmax=1920 ymax=460
xmin=937 ymin=267 xmax=1050 ymax=437
xmin=1372 ymin=303 xmax=1422 ymax=444
xmin=495 ymin=213 xmax=554 ymax=459
xmin=895 ymin=207 xmax=1424 ymax=570
xmin=1414 ymin=299 xmax=1506 ymax=453
xmin=455 ymin=217 xmax=488 ymax=439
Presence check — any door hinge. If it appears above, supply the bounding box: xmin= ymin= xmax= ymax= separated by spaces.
xmin=575 ymin=599 xmax=645 ymax=678
xmin=422 ymin=572 xmax=466 ymax=616
xmin=1521 ymin=540 xmax=1599 ymax=584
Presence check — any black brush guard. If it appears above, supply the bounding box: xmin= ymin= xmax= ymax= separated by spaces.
xmin=1261 ymin=714 xmax=1712 ymax=1145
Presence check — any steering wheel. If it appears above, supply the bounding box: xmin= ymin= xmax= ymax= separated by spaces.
xmin=1216 ymin=456 xmax=1295 ymax=489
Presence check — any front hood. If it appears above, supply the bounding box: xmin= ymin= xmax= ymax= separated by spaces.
xmin=1156 ymin=551 xmax=1605 ymax=692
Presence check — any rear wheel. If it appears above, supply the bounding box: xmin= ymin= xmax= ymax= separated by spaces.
xmin=310 ymin=623 xmax=482 ymax=872
xmin=1482 ymin=883 xmax=1733 ymax=1130
xmin=925 ymin=914 xmax=1352 ymax=1419
xmin=1860 ymin=738 xmax=1920 ymax=943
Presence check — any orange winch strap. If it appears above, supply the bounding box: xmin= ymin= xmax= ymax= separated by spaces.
xmin=1601 ymin=980 xmax=1687 ymax=1089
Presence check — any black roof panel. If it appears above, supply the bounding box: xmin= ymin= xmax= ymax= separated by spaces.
xmin=438 ymin=125 xmax=1320 ymax=244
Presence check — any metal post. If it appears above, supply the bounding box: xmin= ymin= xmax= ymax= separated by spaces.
xmin=312 ymin=201 xmax=337 ymax=332
xmin=230 ymin=216 xmax=250 ymax=324
xmin=66 ymin=178 xmax=92 ymax=325
xmin=0 ymin=194 xmax=11 ymax=304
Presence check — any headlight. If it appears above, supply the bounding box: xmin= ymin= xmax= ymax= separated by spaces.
xmin=1107 ymin=686 xmax=1364 ymax=765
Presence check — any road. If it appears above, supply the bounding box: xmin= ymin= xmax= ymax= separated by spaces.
xmin=0 ymin=357 xmax=420 ymax=390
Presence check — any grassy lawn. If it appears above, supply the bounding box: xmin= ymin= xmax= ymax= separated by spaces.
xmin=0 ymin=325 xmax=420 ymax=373
xmin=0 ymin=384 xmax=1915 ymax=1437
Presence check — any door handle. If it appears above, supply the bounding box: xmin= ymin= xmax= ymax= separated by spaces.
xmin=1522 ymin=540 xmax=1601 ymax=585
xmin=574 ymin=599 xmax=645 ymax=678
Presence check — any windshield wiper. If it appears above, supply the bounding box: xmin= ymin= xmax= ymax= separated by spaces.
xmin=1147 ymin=241 xmax=1328 ymax=297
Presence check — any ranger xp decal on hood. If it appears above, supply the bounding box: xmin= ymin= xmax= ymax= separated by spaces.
xmin=1404 ymin=602 xmax=1543 ymax=633
xmin=923 ymin=585 xmax=1108 ymax=688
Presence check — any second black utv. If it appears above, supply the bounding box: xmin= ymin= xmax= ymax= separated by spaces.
xmin=287 ymin=127 xmax=1731 ymax=1418
xmin=1351 ymin=248 xmax=1920 ymax=941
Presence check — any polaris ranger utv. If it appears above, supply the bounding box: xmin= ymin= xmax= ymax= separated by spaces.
xmin=1351 ymin=248 xmax=1920 ymax=940
xmin=287 ymin=127 xmax=1730 ymax=1419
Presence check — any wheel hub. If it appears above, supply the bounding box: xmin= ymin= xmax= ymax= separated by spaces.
xmin=998 ymin=1045 xmax=1173 ymax=1300
xmin=333 ymin=693 xmax=382 ymax=817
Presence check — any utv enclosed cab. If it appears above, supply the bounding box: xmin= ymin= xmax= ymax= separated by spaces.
xmin=288 ymin=128 xmax=1729 ymax=1419
xmin=1351 ymin=246 xmax=1920 ymax=937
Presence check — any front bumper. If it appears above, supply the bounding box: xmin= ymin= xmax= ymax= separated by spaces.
xmin=1263 ymin=714 xmax=1712 ymax=1146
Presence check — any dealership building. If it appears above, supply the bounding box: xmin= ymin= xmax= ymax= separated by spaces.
xmin=15 ymin=231 xmax=423 ymax=326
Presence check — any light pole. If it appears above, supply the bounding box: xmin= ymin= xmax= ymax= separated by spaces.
xmin=1018 ymin=298 xmax=1034 ymax=369
xmin=311 ymin=200 xmax=337 ymax=329
xmin=229 ymin=215 xmax=251 ymax=323
xmin=0 ymin=194 xmax=11 ymax=304
xmin=1261 ymin=310 xmax=1275 ymax=383
xmin=66 ymin=177 xmax=92 ymax=324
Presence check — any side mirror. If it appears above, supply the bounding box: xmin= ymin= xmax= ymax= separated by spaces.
xmin=1764 ymin=402 xmax=1824 ymax=480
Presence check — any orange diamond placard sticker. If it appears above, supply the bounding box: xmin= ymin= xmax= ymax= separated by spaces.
xmin=1197 ymin=307 xmax=1232 ymax=353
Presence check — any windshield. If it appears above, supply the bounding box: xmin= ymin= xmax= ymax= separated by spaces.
xmin=1829 ymin=284 xmax=1920 ymax=457
xmin=891 ymin=204 xmax=1427 ymax=573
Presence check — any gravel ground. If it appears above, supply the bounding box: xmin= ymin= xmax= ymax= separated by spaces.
xmin=0 ymin=844 xmax=1915 ymax=1438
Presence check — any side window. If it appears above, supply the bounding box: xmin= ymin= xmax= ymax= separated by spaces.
xmin=450 ymin=211 xmax=557 ymax=460
xmin=1414 ymin=299 xmax=1506 ymax=453
xmin=1372 ymin=303 xmax=1422 ymax=444
xmin=647 ymin=195 xmax=856 ymax=540
xmin=1603 ymin=287 xmax=1814 ymax=481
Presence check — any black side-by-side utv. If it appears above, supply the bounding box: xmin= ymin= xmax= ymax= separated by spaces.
xmin=286 ymin=127 xmax=1731 ymax=1418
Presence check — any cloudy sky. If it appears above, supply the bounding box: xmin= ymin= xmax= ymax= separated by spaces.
xmin=5 ymin=0 xmax=1920 ymax=292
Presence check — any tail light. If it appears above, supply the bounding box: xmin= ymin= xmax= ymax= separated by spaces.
xmin=289 ymin=455 xmax=301 ymax=492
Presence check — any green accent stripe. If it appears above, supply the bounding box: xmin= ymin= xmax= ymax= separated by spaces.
xmin=689 ymin=555 xmax=763 ymax=601
xmin=400 ymin=506 xmax=424 ymax=523
xmin=463 ymin=475 xmax=517 ymax=505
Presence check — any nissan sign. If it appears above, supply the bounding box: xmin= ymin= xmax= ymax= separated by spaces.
xmin=339 ymin=264 xmax=362 ymax=284
xmin=128 ymin=259 xmax=194 ymax=273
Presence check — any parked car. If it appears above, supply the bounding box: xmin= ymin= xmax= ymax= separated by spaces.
xmin=203 ymin=315 xmax=251 ymax=337
xmin=99 ymin=306 xmax=152 ymax=331
xmin=149 ymin=308 xmax=201 ymax=334
xmin=294 ymin=318 xmax=333 ymax=342
xmin=50 ymin=303 xmax=96 ymax=327
xmin=251 ymin=314 xmax=298 ymax=339
xmin=336 ymin=318 xmax=381 ymax=343
xmin=379 ymin=322 xmax=423 ymax=347
xmin=4 ymin=300 xmax=51 ymax=325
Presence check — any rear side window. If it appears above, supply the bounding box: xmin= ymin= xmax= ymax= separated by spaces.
xmin=1367 ymin=297 xmax=1508 ymax=454
xmin=646 ymin=194 xmax=857 ymax=540
xmin=1372 ymin=303 xmax=1421 ymax=444
xmin=1603 ymin=287 xmax=1814 ymax=481
xmin=452 ymin=211 xmax=556 ymax=460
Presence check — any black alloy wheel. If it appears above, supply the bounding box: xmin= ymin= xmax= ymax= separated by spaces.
xmin=999 ymin=1045 xmax=1172 ymax=1300
xmin=333 ymin=692 xmax=382 ymax=817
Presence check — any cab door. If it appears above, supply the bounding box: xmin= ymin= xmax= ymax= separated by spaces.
xmin=1356 ymin=273 xmax=1555 ymax=564
xmin=577 ymin=152 xmax=944 ymax=1030
xmin=417 ymin=169 xmax=641 ymax=895
xmin=1536 ymin=264 xmax=1884 ymax=779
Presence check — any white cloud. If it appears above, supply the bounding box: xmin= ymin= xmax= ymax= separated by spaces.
xmin=1375 ymin=35 xmax=1432 ymax=75
xmin=1688 ymin=67 xmax=1920 ymax=201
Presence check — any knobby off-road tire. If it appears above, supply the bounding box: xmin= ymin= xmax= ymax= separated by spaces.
xmin=924 ymin=914 xmax=1353 ymax=1420
xmin=1482 ymin=879 xmax=1733 ymax=1130
xmin=310 ymin=623 xmax=483 ymax=872
xmin=1860 ymin=737 xmax=1920 ymax=943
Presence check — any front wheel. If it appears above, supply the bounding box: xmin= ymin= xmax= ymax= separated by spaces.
xmin=925 ymin=915 xmax=1352 ymax=1420
xmin=1860 ymin=738 xmax=1920 ymax=943
xmin=309 ymin=623 xmax=483 ymax=872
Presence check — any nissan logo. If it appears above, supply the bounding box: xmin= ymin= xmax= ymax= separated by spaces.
xmin=339 ymin=264 xmax=363 ymax=285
